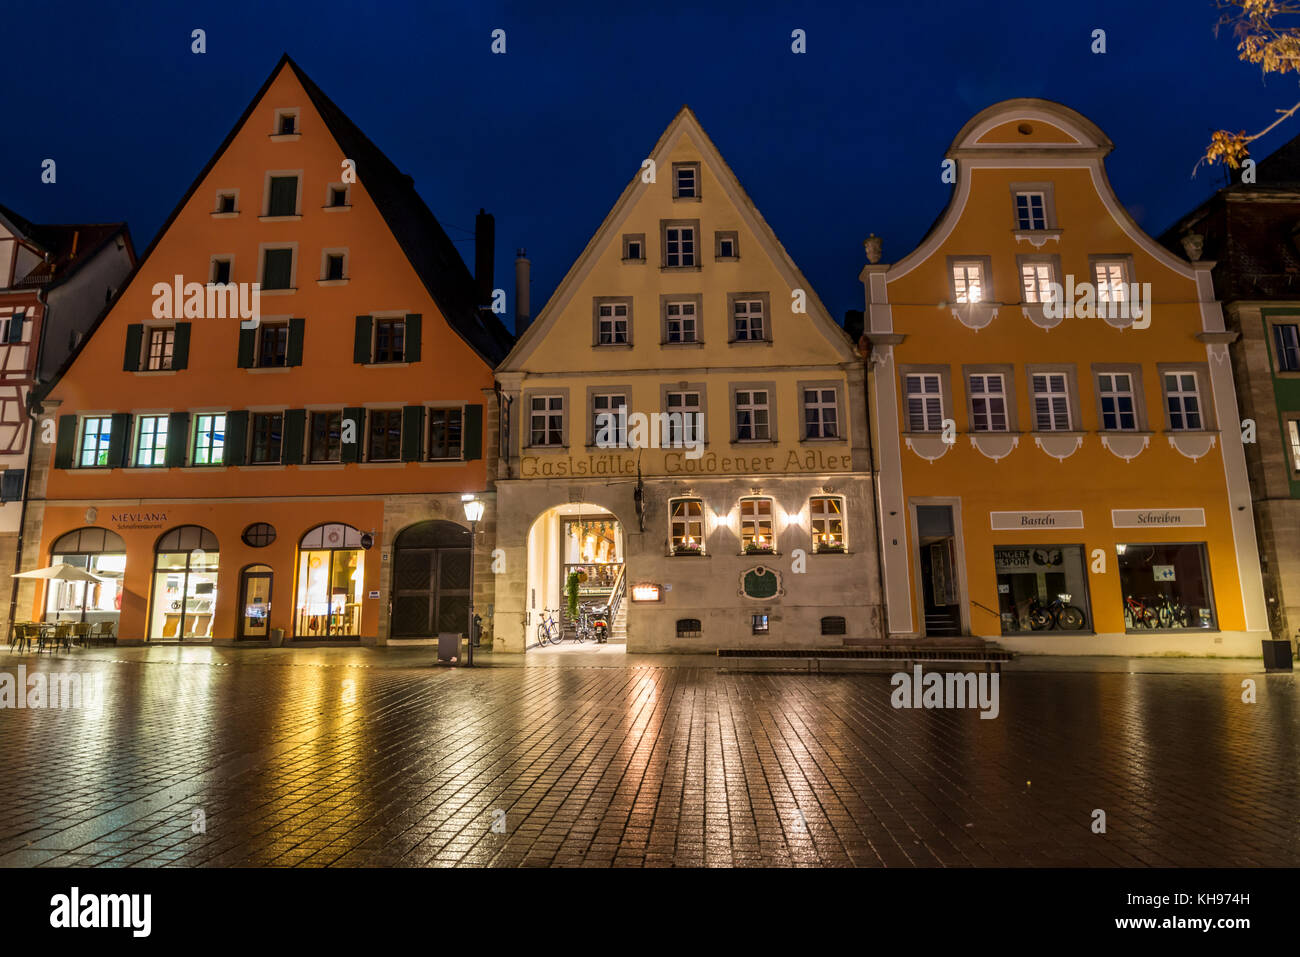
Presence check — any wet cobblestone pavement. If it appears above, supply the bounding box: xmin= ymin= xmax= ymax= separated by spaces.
xmin=0 ymin=647 xmax=1296 ymax=867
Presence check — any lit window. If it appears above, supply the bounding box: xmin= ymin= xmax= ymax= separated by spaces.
xmin=1289 ymin=420 xmax=1300 ymax=474
xmin=810 ymin=496 xmax=844 ymax=552
xmin=1094 ymin=260 xmax=1128 ymax=302
xmin=192 ymin=414 xmax=226 ymax=466
xmin=78 ymin=417 xmax=113 ymax=468
xmin=1020 ymin=262 xmax=1055 ymax=303
xmin=952 ymin=262 xmax=985 ymax=303
xmin=670 ymin=499 xmax=704 ymax=555
xmin=146 ymin=327 xmax=174 ymax=370
xmin=134 ymin=415 xmax=169 ymax=467
xmin=740 ymin=498 xmax=774 ymax=552
xmin=752 ymin=614 xmax=769 ymax=634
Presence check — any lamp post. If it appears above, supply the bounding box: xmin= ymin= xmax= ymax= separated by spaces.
xmin=462 ymin=494 xmax=485 ymax=666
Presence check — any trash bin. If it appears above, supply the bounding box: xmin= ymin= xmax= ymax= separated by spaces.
xmin=269 ymin=627 xmax=285 ymax=648
xmin=437 ymin=631 xmax=461 ymax=663
xmin=1262 ymin=638 xmax=1294 ymax=672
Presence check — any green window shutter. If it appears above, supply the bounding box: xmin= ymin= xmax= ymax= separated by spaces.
xmin=268 ymin=176 xmax=298 ymax=216
xmin=341 ymin=406 xmax=364 ymax=463
xmin=402 ymin=406 xmax=424 ymax=462
xmin=123 ymin=324 xmax=143 ymax=371
xmin=225 ymin=411 xmax=248 ymax=466
xmin=108 ymin=413 xmax=132 ymax=467
xmin=282 ymin=409 xmax=306 ymax=465
xmin=263 ymin=249 xmax=293 ymax=290
xmin=404 ymin=314 xmax=422 ymax=362
xmin=237 ymin=327 xmax=256 ymax=368
xmin=463 ymin=404 xmax=483 ymax=460
xmin=353 ymin=315 xmax=372 ymax=363
xmin=54 ymin=415 xmax=77 ymax=469
xmin=172 ymin=322 xmax=191 ymax=370
xmin=287 ymin=317 xmax=305 ymax=366
xmin=165 ymin=412 xmax=190 ymax=468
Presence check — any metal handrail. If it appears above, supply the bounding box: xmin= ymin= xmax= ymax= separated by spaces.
xmin=606 ymin=564 xmax=627 ymax=623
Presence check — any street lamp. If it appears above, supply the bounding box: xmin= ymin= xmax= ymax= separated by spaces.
xmin=462 ymin=494 xmax=485 ymax=666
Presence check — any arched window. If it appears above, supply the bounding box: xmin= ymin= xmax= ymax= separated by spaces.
xmin=149 ymin=525 xmax=220 ymax=640
xmin=47 ymin=527 xmax=126 ymax=626
xmin=296 ymin=523 xmax=365 ymax=638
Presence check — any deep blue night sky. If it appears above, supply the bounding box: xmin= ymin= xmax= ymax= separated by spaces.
xmin=2 ymin=0 xmax=1286 ymax=328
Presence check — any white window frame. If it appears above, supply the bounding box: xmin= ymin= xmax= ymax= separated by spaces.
xmin=591 ymin=393 xmax=627 ymax=448
xmin=665 ymin=300 xmax=698 ymax=343
xmin=673 ymin=163 xmax=699 ymax=199
xmin=1093 ymin=259 xmax=1130 ymax=303
xmin=803 ymin=387 xmax=839 ymax=439
xmin=529 ymin=395 xmax=565 ymax=447
xmin=1098 ymin=372 xmax=1138 ymax=431
xmin=904 ymin=373 xmax=944 ymax=432
xmin=665 ymin=225 xmax=696 ymax=267
xmin=1020 ymin=261 xmax=1055 ymax=303
xmin=145 ymin=326 xmax=175 ymax=371
xmin=134 ymin=414 xmax=170 ymax=467
xmin=735 ymin=389 xmax=771 ymax=441
xmin=669 ymin=498 xmax=705 ymax=554
xmin=78 ymin=416 xmax=114 ymax=468
xmin=952 ymin=261 xmax=986 ymax=303
xmin=809 ymin=495 xmax=846 ymax=552
xmin=968 ymin=373 xmax=1008 ymax=432
xmin=1014 ymin=191 xmax=1048 ymax=230
xmin=1031 ymin=372 xmax=1072 ymax=431
xmin=597 ymin=302 xmax=629 ymax=345
xmin=739 ymin=497 xmax=775 ymax=552
xmin=192 ymin=413 xmax=226 ymax=466
xmin=733 ymin=299 xmax=765 ymax=341
xmin=665 ymin=390 xmax=702 ymax=445
xmin=1163 ymin=371 xmax=1204 ymax=431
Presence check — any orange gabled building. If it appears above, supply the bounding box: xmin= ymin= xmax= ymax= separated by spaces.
xmin=23 ymin=55 xmax=511 ymax=645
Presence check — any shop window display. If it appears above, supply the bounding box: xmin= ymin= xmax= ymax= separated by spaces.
xmin=994 ymin=545 xmax=1091 ymax=633
xmin=1117 ymin=542 xmax=1215 ymax=630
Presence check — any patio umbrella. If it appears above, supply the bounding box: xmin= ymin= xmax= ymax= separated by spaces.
xmin=11 ymin=563 xmax=104 ymax=582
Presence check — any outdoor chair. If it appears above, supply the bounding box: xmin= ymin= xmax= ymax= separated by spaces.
xmin=72 ymin=622 xmax=91 ymax=647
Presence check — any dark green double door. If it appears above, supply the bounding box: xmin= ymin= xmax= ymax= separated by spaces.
xmin=390 ymin=522 xmax=471 ymax=637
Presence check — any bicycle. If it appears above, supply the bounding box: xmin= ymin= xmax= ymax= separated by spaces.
xmin=1152 ymin=594 xmax=1192 ymax=629
xmin=1123 ymin=595 xmax=1159 ymax=630
xmin=1027 ymin=594 xmax=1086 ymax=630
xmin=536 ymin=608 xmax=562 ymax=647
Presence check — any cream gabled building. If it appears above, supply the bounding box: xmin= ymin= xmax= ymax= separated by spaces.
xmin=493 ymin=108 xmax=880 ymax=653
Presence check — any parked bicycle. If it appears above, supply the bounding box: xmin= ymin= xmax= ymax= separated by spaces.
xmin=1152 ymin=594 xmax=1193 ymax=629
xmin=536 ymin=608 xmax=562 ymax=647
xmin=1123 ymin=595 xmax=1160 ymax=630
xmin=1027 ymin=594 xmax=1086 ymax=631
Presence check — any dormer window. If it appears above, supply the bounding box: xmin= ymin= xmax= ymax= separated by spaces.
xmin=673 ymin=163 xmax=700 ymax=199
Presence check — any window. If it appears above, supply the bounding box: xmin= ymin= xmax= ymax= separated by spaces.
xmin=676 ymin=618 xmax=702 ymax=638
xmin=367 ymin=409 xmax=403 ymax=461
xmin=1274 ymin=322 xmax=1300 ymax=372
xmin=427 ymin=408 xmax=464 ymax=460
xmin=242 ymin=523 xmax=277 ymax=547
xmin=250 ymin=413 xmax=283 ymax=464
xmin=146 ymin=326 xmax=175 ymax=370
xmin=995 ymin=545 xmax=1092 ymax=634
xmin=969 ymin=374 xmax=1008 ymax=432
xmin=673 ymin=163 xmax=699 ymax=198
xmin=596 ymin=302 xmax=629 ymax=344
xmin=216 ymin=191 xmax=237 ymax=214
xmin=211 ymin=259 xmax=232 ymax=285
xmin=820 ymin=616 xmax=846 ymax=636
xmin=373 ymin=318 xmax=406 ymax=362
xmin=1288 ymin=419 xmax=1300 ymax=474
xmin=329 ymin=187 xmax=348 ymax=208
xmin=1117 ymin=542 xmax=1215 ymax=631
xmin=1094 ymin=260 xmax=1129 ymax=303
xmin=1031 ymin=373 xmax=1072 ymax=431
xmin=733 ymin=298 xmax=765 ymax=341
xmin=1014 ymin=191 xmax=1047 ymax=230
xmin=261 ymin=247 xmax=294 ymax=290
xmin=810 ymin=496 xmax=845 ymax=552
xmin=952 ymin=261 xmax=985 ymax=303
xmin=665 ymin=301 xmax=698 ymax=343
xmin=803 ymin=388 xmax=839 ymax=439
xmin=670 ymin=499 xmax=705 ymax=554
xmin=1020 ymin=261 xmax=1055 ymax=303
xmin=324 ymin=254 xmax=345 ymax=281
xmin=1164 ymin=372 xmax=1203 ymax=430
xmin=735 ymin=390 xmax=770 ymax=441
xmin=5 ymin=311 xmax=24 ymax=344
xmin=192 ymin=414 xmax=226 ymax=466
xmin=622 ymin=234 xmax=644 ymax=261
xmin=134 ymin=415 xmax=169 ymax=467
xmin=592 ymin=393 xmax=627 ymax=447
xmin=257 ymin=322 xmax=289 ymax=367
xmin=0 ymin=469 xmax=24 ymax=502
xmin=267 ymin=175 xmax=299 ymax=217
xmin=1098 ymin=373 xmax=1137 ymax=431
xmin=904 ymin=373 xmax=944 ymax=432
xmin=529 ymin=395 xmax=564 ymax=447
xmin=665 ymin=391 xmax=701 ymax=445
xmin=716 ymin=231 xmax=738 ymax=259
xmin=78 ymin=417 xmax=113 ymax=468
xmin=309 ymin=411 xmax=342 ymax=463
xmin=665 ymin=225 xmax=696 ymax=267
xmin=276 ymin=111 xmax=297 ymax=135
xmin=751 ymin=614 xmax=769 ymax=634
xmin=740 ymin=498 xmax=774 ymax=552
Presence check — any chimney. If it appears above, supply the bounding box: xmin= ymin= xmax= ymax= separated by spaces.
xmin=475 ymin=208 xmax=495 ymax=307
xmin=515 ymin=249 xmax=531 ymax=333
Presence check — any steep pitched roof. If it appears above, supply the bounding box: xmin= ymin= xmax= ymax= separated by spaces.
xmin=0 ymin=202 xmax=132 ymax=292
xmin=35 ymin=53 xmax=508 ymax=403
xmin=500 ymin=106 xmax=855 ymax=370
